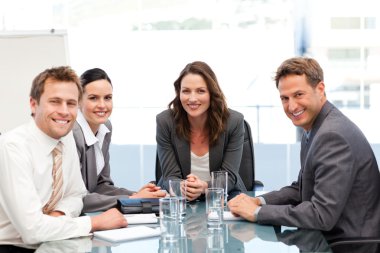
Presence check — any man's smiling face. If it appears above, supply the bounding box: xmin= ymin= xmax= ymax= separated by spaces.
xmin=30 ymin=78 xmax=79 ymax=139
xmin=278 ymin=74 xmax=326 ymax=131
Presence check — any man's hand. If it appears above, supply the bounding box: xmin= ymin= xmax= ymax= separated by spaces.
xmin=131 ymin=183 xmax=166 ymax=198
xmin=91 ymin=208 xmax=127 ymax=232
xmin=186 ymin=174 xmax=208 ymax=201
xmin=228 ymin=193 xmax=260 ymax=222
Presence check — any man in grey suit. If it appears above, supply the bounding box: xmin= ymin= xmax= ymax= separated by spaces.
xmin=228 ymin=57 xmax=380 ymax=240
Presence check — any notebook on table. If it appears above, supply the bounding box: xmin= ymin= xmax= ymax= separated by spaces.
xmin=124 ymin=213 xmax=158 ymax=224
xmin=208 ymin=211 xmax=245 ymax=221
xmin=223 ymin=211 xmax=245 ymax=221
xmin=93 ymin=226 xmax=161 ymax=242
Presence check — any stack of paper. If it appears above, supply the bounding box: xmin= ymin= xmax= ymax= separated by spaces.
xmin=208 ymin=211 xmax=244 ymax=221
xmin=223 ymin=211 xmax=245 ymax=221
xmin=93 ymin=226 xmax=161 ymax=242
xmin=124 ymin=213 xmax=158 ymax=224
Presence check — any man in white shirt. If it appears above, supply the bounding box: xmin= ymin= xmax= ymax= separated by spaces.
xmin=0 ymin=66 xmax=127 ymax=245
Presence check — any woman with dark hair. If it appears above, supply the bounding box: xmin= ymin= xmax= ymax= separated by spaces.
xmin=73 ymin=68 xmax=165 ymax=213
xmin=156 ymin=61 xmax=246 ymax=201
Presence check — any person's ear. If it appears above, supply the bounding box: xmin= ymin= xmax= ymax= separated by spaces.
xmin=316 ymin=81 xmax=325 ymax=99
xmin=30 ymin=97 xmax=37 ymax=117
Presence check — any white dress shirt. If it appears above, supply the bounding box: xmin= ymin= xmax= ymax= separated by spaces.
xmin=76 ymin=111 xmax=110 ymax=175
xmin=0 ymin=120 xmax=91 ymax=245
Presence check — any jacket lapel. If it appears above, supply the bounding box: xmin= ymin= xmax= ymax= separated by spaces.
xmin=174 ymin=133 xmax=191 ymax=177
xmin=85 ymin=145 xmax=98 ymax=191
xmin=210 ymin=131 xmax=225 ymax=173
xmin=299 ymin=101 xmax=334 ymax=198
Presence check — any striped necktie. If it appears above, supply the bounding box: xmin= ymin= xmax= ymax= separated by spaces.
xmin=43 ymin=142 xmax=64 ymax=214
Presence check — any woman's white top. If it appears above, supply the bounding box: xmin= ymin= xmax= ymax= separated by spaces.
xmin=190 ymin=151 xmax=211 ymax=181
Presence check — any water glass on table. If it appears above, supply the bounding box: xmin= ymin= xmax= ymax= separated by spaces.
xmin=169 ymin=178 xmax=187 ymax=219
xmin=211 ymin=171 xmax=228 ymax=208
xmin=206 ymin=188 xmax=224 ymax=230
xmin=159 ymin=197 xmax=180 ymax=242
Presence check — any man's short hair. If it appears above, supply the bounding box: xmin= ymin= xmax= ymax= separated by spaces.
xmin=30 ymin=66 xmax=82 ymax=103
xmin=275 ymin=57 xmax=324 ymax=88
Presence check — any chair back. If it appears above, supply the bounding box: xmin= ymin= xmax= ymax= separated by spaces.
xmin=155 ymin=152 xmax=162 ymax=184
xmin=329 ymin=237 xmax=380 ymax=253
xmin=239 ymin=120 xmax=256 ymax=190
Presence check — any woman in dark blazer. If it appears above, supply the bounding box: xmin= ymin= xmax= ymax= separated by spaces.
xmin=73 ymin=68 xmax=165 ymax=213
xmin=156 ymin=61 xmax=246 ymax=201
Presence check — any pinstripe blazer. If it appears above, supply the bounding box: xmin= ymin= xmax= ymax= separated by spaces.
xmin=156 ymin=108 xmax=247 ymax=196
xmin=73 ymin=121 xmax=134 ymax=213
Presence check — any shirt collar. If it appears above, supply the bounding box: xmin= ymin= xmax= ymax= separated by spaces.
xmin=76 ymin=111 xmax=110 ymax=146
xmin=305 ymin=130 xmax=311 ymax=140
xmin=29 ymin=119 xmax=68 ymax=155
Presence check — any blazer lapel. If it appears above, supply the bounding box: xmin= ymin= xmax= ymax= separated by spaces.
xmin=299 ymin=101 xmax=334 ymax=198
xmin=174 ymin=134 xmax=191 ymax=177
xmin=210 ymin=132 xmax=225 ymax=173
xmin=85 ymin=145 xmax=98 ymax=192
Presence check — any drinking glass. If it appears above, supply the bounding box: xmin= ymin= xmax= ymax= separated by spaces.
xmin=169 ymin=179 xmax=187 ymax=219
xmin=159 ymin=197 xmax=180 ymax=242
xmin=206 ymin=188 xmax=224 ymax=230
xmin=211 ymin=171 xmax=228 ymax=208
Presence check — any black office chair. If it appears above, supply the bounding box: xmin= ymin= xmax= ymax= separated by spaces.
xmin=328 ymin=237 xmax=380 ymax=253
xmin=240 ymin=120 xmax=263 ymax=191
xmin=154 ymin=120 xmax=264 ymax=191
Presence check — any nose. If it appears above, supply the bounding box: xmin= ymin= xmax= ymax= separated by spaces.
xmin=58 ymin=103 xmax=69 ymax=115
xmin=288 ymin=98 xmax=298 ymax=113
xmin=188 ymin=92 xmax=197 ymax=101
xmin=97 ymin=98 xmax=106 ymax=108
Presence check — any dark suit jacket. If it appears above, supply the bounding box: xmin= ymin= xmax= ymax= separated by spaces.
xmin=73 ymin=121 xmax=134 ymax=213
xmin=258 ymin=101 xmax=380 ymax=240
xmin=156 ymin=108 xmax=246 ymax=195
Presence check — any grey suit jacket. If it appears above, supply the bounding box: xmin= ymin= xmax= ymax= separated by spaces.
xmin=156 ymin=108 xmax=246 ymax=195
xmin=258 ymin=101 xmax=380 ymax=240
xmin=73 ymin=121 xmax=134 ymax=213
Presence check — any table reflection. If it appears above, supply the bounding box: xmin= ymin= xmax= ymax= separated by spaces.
xmin=35 ymin=237 xmax=92 ymax=253
xmin=275 ymin=229 xmax=332 ymax=252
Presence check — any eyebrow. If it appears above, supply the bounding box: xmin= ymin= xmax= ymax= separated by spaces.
xmin=86 ymin=93 xmax=113 ymax=96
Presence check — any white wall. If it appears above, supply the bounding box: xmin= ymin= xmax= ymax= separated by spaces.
xmin=0 ymin=31 xmax=68 ymax=134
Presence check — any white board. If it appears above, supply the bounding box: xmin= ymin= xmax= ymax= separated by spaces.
xmin=0 ymin=30 xmax=69 ymax=134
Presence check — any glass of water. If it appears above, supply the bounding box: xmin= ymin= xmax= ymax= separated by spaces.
xmin=211 ymin=171 xmax=228 ymax=208
xmin=206 ymin=188 xmax=224 ymax=230
xmin=159 ymin=197 xmax=180 ymax=242
xmin=169 ymin=178 xmax=187 ymax=220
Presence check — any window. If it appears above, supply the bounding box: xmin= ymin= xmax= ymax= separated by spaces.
xmin=330 ymin=16 xmax=377 ymax=30
xmin=331 ymin=17 xmax=360 ymax=29
xmin=327 ymin=48 xmax=362 ymax=61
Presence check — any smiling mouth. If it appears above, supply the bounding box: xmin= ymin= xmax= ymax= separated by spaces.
xmin=54 ymin=119 xmax=69 ymax=125
xmin=95 ymin=111 xmax=107 ymax=116
xmin=292 ymin=110 xmax=304 ymax=117
xmin=188 ymin=104 xmax=200 ymax=109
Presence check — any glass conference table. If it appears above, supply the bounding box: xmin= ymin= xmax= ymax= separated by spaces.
xmin=90 ymin=191 xmax=332 ymax=253
xmin=4 ymin=193 xmax=333 ymax=253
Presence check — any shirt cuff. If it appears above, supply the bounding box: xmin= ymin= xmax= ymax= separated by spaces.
xmin=75 ymin=215 xmax=92 ymax=236
xmin=257 ymin=196 xmax=266 ymax=205
xmin=254 ymin=206 xmax=261 ymax=222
